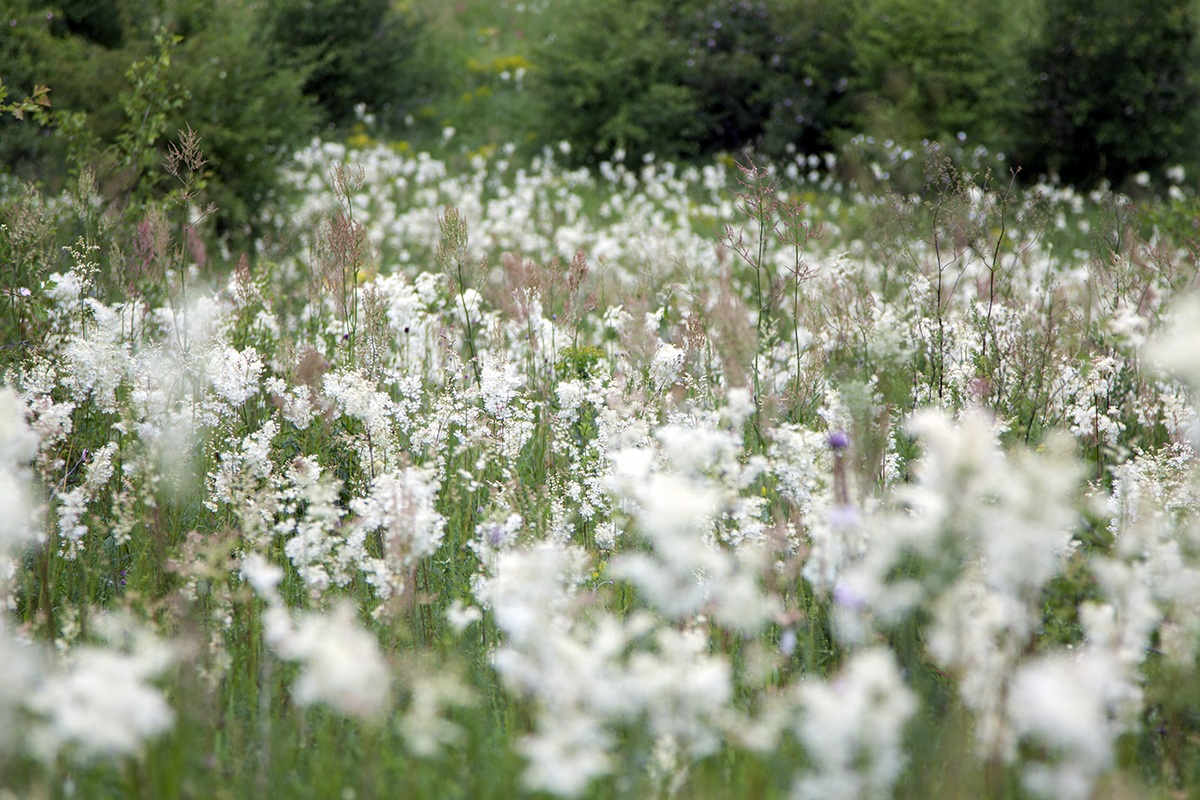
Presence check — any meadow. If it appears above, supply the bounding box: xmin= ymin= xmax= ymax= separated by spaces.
xmin=3 ymin=120 xmax=1200 ymax=799
xmin=5 ymin=2 xmax=1200 ymax=798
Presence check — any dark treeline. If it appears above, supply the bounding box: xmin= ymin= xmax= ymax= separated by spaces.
xmin=532 ymin=0 xmax=1200 ymax=188
xmin=2 ymin=0 xmax=1197 ymax=242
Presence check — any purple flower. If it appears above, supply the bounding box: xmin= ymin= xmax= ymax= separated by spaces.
xmin=833 ymin=581 xmax=866 ymax=611
xmin=829 ymin=504 xmax=859 ymax=530
xmin=827 ymin=429 xmax=850 ymax=451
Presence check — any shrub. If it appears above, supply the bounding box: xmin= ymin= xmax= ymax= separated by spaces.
xmin=0 ymin=0 xmax=315 ymax=242
xmin=262 ymin=0 xmax=430 ymax=131
xmin=165 ymin=0 xmax=317 ymax=241
xmin=675 ymin=0 xmax=857 ymax=158
xmin=530 ymin=0 xmax=703 ymax=163
xmin=531 ymin=0 xmax=857 ymax=163
xmin=848 ymin=0 xmax=1029 ymax=147
xmin=1015 ymin=0 xmax=1200 ymax=187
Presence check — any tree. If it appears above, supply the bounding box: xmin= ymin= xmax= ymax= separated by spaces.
xmin=1017 ymin=0 xmax=1199 ymax=186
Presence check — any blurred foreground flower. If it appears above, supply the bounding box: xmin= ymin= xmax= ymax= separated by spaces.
xmin=265 ymin=601 xmax=392 ymax=720
xmin=25 ymin=616 xmax=175 ymax=762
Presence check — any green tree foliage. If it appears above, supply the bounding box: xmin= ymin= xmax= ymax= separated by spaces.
xmin=850 ymin=0 xmax=1028 ymax=146
xmin=53 ymin=0 xmax=127 ymax=48
xmin=1016 ymin=0 xmax=1199 ymax=187
xmin=676 ymin=0 xmax=857 ymax=157
xmin=530 ymin=0 xmax=704 ymax=163
xmin=166 ymin=0 xmax=318 ymax=239
xmin=263 ymin=0 xmax=430 ymax=130
xmin=0 ymin=0 xmax=314 ymax=240
xmin=531 ymin=0 xmax=856 ymax=164
xmin=0 ymin=0 xmax=429 ymax=240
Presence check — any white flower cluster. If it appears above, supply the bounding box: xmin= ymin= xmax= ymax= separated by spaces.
xmin=480 ymin=544 xmax=733 ymax=797
xmin=245 ymin=553 xmax=392 ymax=720
xmin=792 ymin=648 xmax=916 ymax=800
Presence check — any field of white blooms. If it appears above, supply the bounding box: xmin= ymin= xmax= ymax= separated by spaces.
xmin=3 ymin=134 xmax=1200 ymax=799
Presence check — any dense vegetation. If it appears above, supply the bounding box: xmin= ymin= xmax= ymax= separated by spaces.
xmin=4 ymin=1 xmax=1200 ymax=799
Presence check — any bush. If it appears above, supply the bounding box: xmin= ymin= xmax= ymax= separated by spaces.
xmin=262 ymin=0 xmax=430 ymax=131
xmin=675 ymin=0 xmax=857 ymax=158
xmin=0 ymin=0 xmax=316 ymax=242
xmin=1015 ymin=0 xmax=1200 ymax=187
xmin=531 ymin=0 xmax=857 ymax=163
xmin=529 ymin=0 xmax=703 ymax=163
xmin=165 ymin=0 xmax=317 ymax=240
xmin=848 ymin=0 xmax=1029 ymax=147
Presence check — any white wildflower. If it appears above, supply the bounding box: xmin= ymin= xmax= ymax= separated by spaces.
xmin=26 ymin=619 xmax=175 ymax=762
xmin=240 ymin=552 xmax=284 ymax=599
xmin=351 ymin=466 xmax=445 ymax=573
xmin=0 ymin=388 xmax=41 ymax=551
xmin=478 ymin=352 xmax=524 ymax=419
xmin=396 ymin=666 xmax=475 ymax=757
xmin=1008 ymin=651 xmax=1121 ymax=800
xmin=793 ymin=648 xmax=915 ymax=800
xmin=267 ymin=601 xmax=391 ymax=720
xmin=207 ymin=344 xmax=264 ymax=407
xmin=650 ymin=342 xmax=685 ymax=390
xmin=445 ymin=599 xmax=482 ymax=633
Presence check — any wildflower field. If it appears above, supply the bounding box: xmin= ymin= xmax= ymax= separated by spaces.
xmin=5 ymin=121 xmax=1200 ymax=800
xmin=6 ymin=1 xmax=1200 ymax=794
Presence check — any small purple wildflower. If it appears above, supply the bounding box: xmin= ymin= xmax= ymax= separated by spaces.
xmin=827 ymin=429 xmax=850 ymax=451
xmin=828 ymin=504 xmax=859 ymax=530
xmin=833 ymin=581 xmax=866 ymax=611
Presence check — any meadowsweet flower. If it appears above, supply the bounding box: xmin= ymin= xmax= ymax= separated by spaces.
xmin=0 ymin=387 xmax=41 ymax=550
xmin=478 ymin=543 xmax=590 ymax=645
xmin=478 ymin=352 xmax=524 ymax=419
xmin=59 ymin=302 xmax=129 ymax=413
xmin=469 ymin=512 xmax=524 ymax=573
xmin=207 ymin=343 xmax=264 ymax=407
xmin=266 ymin=601 xmax=391 ymax=720
xmin=278 ymin=456 xmax=344 ymax=593
xmin=55 ymin=486 xmax=88 ymax=553
xmin=26 ymin=618 xmax=175 ymax=762
xmin=608 ymin=428 xmax=777 ymax=631
xmin=350 ymin=467 xmax=445 ymax=596
xmin=1008 ymin=652 xmax=1121 ymax=800
xmin=452 ymin=287 xmax=482 ymax=329
xmin=793 ymin=648 xmax=915 ymax=800
xmin=240 ymin=552 xmax=284 ymax=598
xmin=1149 ymin=294 xmax=1200 ymax=391
xmin=396 ymin=665 xmax=475 ymax=757
xmin=445 ymin=598 xmax=482 ymax=633
xmin=277 ymin=381 xmax=318 ymax=429
xmin=650 ymin=342 xmax=685 ymax=390
xmin=0 ymin=623 xmax=41 ymax=750
xmin=519 ymin=713 xmax=614 ymax=797
xmin=836 ymin=410 xmax=1082 ymax=760
xmin=324 ymin=368 xmax=397 ymax=471
xmin=207 ymin=421 xmax=281 ymax=544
